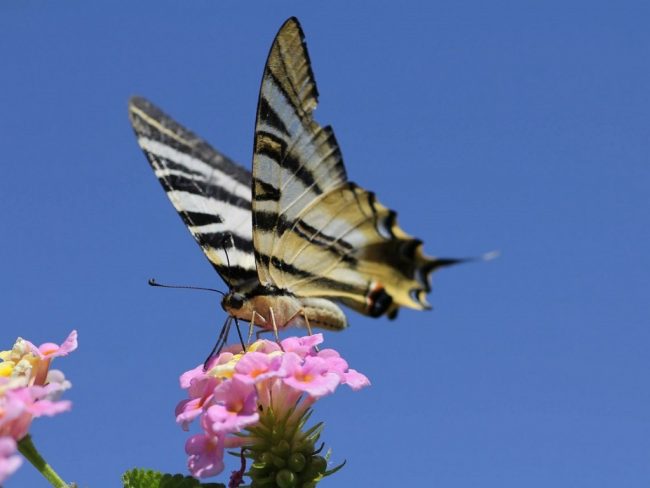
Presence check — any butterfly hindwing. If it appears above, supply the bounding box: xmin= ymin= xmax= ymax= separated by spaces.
xmin=272 ymin=183 xmax=452 ymax=316
xmin=128 ymin=97 xmax=258 ymax=290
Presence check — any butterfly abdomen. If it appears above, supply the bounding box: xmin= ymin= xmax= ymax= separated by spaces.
xmin=222 ymin=288 xmax=347 ymax=331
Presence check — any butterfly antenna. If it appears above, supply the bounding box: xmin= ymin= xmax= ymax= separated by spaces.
xmin=148 ymin=278 xmax=226 ymax=296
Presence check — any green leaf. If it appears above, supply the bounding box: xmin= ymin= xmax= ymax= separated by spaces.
xmin=122 ymin=468 xmax=226 ymax=488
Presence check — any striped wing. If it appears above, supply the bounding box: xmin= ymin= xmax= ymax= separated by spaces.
xmin=252 ymin=18 xmax=456 ymax=317
xmin=129 ymin=97 xmax=258 ymax=290
xmin=252 ymin=17 xmax=347 ymax=286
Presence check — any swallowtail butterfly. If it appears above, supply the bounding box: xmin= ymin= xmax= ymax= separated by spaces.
xmin=129 ymin=17 xmax=462 ymax=332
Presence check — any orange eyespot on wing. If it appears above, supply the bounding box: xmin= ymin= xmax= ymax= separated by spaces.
xmin=365 ymin=282 xmax=393 ymax=318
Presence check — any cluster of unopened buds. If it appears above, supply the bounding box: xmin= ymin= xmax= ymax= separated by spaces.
xmin=176 ymin=333 xmax=370 ymax=487
xmin=0 ymin=331 xmax=77 ymax=483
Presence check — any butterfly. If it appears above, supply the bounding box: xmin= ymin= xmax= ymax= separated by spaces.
xmin=128 ymin=17 xmax=462 ymax=334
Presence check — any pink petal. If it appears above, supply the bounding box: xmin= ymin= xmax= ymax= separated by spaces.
xmin=282 ymin=356 xmax=341 ymax=398
xmin=185 ymin=434 xmax=225 ymax=478
xmin=29 ymin=383 xmax=69 ymax=402
xmin=213 ymin=379 xmax=258 ymax=415
xmin=0 ymin=437 xmax=17 ymax=456
xmin=28 ymin=330 xmax=78 ymax=360
xmin=233 ymin=352 xmax=282 ymax=384
xmin=301 ymin=356 xmax=331 ymax=376
xmin=319 ymin=354 xmax=349 ymax=375
xmin=279 ymin=352 xmax=302 ymax=375
xmin=316 ymin=350 xmax=369 ymax=389
xmin=176 ymin=375 xmax=220 ymax=430
xmin=0 ymin=437 xmax=22 ymax=484
xmin=342 ymin=369 xmax=371 ymax=390
xmin=205 ymin=404 xmax=259 ymax=435
xmin=0 ymin=412 xmax=31 ymax=441
xmin=50 ymin=330 xmax=78 ymax=357
xmin=175 ymin=398 xmax=206 ymax=431
xmin=316 ymin=348 xmax=340 ymax=359
xmin=205 ymin=350 xmax=240 ymax=373
xmin=190 ymin=377 xmax=220 ymax=401
xmin=281 ymin=334 xmax=323 ymax=357
xmin=283 ymin=372 xmax=340 ymax=398
xmin=28 ymin=399 xmax=71 ymax=418
xmin=39 ymin=376 xmax=71 ymax=401
xmin=179 ymin=365 xmax=206 ymax=389
xmin=249 ymin=340 xmax=281 ymax=354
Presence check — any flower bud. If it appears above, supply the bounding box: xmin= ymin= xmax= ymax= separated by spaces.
xmin=275 ymin=468 xmax=297 ymax=488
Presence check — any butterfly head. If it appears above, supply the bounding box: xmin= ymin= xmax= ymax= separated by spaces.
xmin=222 ymin=291 xmax=246 ymax=312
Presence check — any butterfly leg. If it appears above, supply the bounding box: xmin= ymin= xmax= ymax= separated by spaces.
xmin=247 ymin=311 xmax=258 ymax=345
xmin=248 ymin=310 xmax=268 ymax=344
xmin=251 ymin=311 xmax=275 ymax=342
xmin=234 ymin=317 xmax=246 ymax=352
xmin=269 ymin=307 xmax=284 ymax=350
xmin=255 ymin=328 xmax=272 ymax=340
xmin=269 ymin=307 xmax=279 ymax=341
xmin=299 ymin=310 xmax=319 ymax=352
xmin=301 ymin=310 xmax=314 ymax=336
xmin=204 ymin=316 xmax=233 ymax=369
xmin=284 ymin=309 xmax=320 ymax=350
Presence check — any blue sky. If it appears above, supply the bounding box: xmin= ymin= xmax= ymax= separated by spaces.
xmin=1 ymin=1 xmax=649 ymax=486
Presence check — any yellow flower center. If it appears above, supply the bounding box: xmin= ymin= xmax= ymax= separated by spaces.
xmin=0 ymin=362 xmax=14 ymax=377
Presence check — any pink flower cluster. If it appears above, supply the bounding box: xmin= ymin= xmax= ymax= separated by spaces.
xmin=0 ymin=331 xmax=77 ymax=483
xmin=176 ymin=334 xmax=370 ymax=479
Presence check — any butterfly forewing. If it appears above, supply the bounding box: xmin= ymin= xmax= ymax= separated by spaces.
xmin=252 ymin=18 xmax=347 ymax=286
xmin=129 ymin=97 xmax=258 ymax=289
xmin=251 ymin=18 xmax=452 ymax=318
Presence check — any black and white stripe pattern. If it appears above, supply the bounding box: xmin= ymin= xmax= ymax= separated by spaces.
xmin=129 ymin=97 xmax=258 ymax=288
xmin=249 ymin=18 xmax=458 ymax=316
xmin=252 ymin=18 xmax=348 ymax=287
xmin=129 ymin=17 xmax=458 ymax=323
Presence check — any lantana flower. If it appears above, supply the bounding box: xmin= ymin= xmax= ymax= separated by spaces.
xmin=176 ymin=334 xmax=370 ymax=486
xmin=0 ymin=330 xmax=77 ymax=483
xmin=0 ymin=437 xmax=21 ymax=484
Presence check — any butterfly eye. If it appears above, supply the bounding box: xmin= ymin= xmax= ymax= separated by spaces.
xmin=225 ymin=293 xmax=245 ymax=310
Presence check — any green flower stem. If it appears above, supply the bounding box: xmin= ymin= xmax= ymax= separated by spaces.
xmin=17 ymin=435 xmax=70 ymax=488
